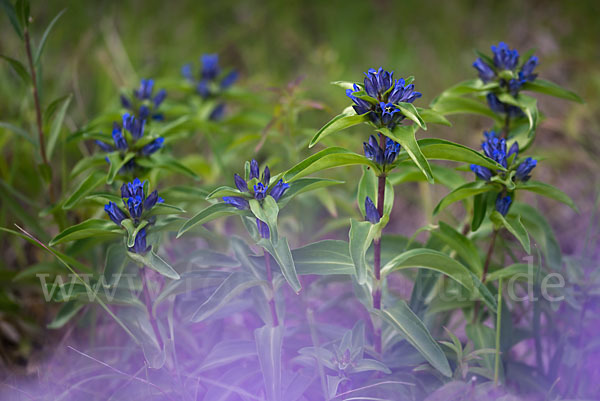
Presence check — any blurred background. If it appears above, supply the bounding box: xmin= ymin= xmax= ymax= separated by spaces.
xmin=1 ymin=0 xmax=599 ymax=389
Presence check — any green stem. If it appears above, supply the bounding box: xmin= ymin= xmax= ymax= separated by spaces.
xmin=501 ymin=113 xmax=510 ymax=139
xmin=494 ymin=277 xmax=503 ymax=386
xmin=473 ymin=229 xmax=498 ymax=322
xmin=264 ymin=251 xmax=279 ymax=327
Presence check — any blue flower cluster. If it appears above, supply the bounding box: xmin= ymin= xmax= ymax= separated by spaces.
xmin=104 ymin=178 xmax=164 ymax=254
xmin=182 ymin=54 xmax=238 ymax=121
xmin=346 ymin=68 xmax=422 ymax=129
xmin=120 ymin=79 xmax=167 ymax=121
xmin=223 ymin=160 xmax=290 ymax=239
xmin=469 ymin=131 xmax=537 ymax=215
xmin=473 ymin=42 xmax=539 ymax=117
xmin=95 ymin=113 xmax=165 ymax=172
xmin=363 ymin=135 xmax=401 ymax=166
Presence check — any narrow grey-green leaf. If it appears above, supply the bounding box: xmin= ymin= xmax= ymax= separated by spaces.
xmin=397 ymin=102 xmax=426 ymax=130
xmin=381 ymin=126 xmax=433 ymax=183
xmin=490 ymin=211 xmax=531 ymax=253
xmin=49 ymin=219 xmax=122 ymax=246
xmin=433 ymin=181 xmax=496 ymax=215
xmin=284 ymin=147 xmax=376 ymax=182
xmin=33 ymin=8 xmax=67 ymax=64
xmin=309 ymin=112 xmax=370 ymax=148
xmin=521 ymin=78 xmax=584 ymax=103
xmin=516 ymin=180 xmax=577 ymax=212
xmin=349 ymin=219 xmax=375 ymax=285
xmin=255 ymin=325 xmax=284 ymax=401
xmin=62 ymin=170 xmax=106 ymax=210
xmin=47 ymin=300 xmax=84 ymax=329
xmin=47 ymin=94 xmax=72 ymax=159
xmin=177 ymin=203 xmax=249 ymax=238
xmin=259 ymin=237 xmax=302 ymax=293
xmin=292 ymin=240 xmax=354 ymax=275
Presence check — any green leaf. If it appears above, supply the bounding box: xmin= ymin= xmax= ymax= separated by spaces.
xmin=381 ymin=248 xmax=474 ymax=291
xmin=397 ymin=102 xmax=426 ymax=130
xmin=357 ymin=166 xmax=377 ymax=216
xmin=276 ymin=177 xmax=344 ymax=208
xmin=33 ymin=8 xmax=67 ymax=64
xmin=431 ymin=95 xmax=500 ymax=120
xmin=259 ymin=237 xmax=302 ymax=294
xmin=309 ymin=111 xmax=370 ymax=148
xmin=434 ymin=78 xmax=498 ymax=97
xmin=490 ymin=211 xmax=531 ymax=253
xmin=147 ymin=153 xmax=199 ymax=180
xmin=62 ymin=170 xmax=106 ymax=210
xmin=497 ymin=93 xmax=538 ymax=134
xmin=379 ymin=302 xmax=452 ymax=377
xmin=516 ymin=180 xmax=577 ymax=212
xmin=0 ymin=121 xmax=36 ymax=145
xmin=147 ymin=202 xmax=185 ymax=216
xmin=330 ymin=80 xmax=360 ymax=90
xmin=0 ymin=0 xmax=24 ymax=39
xmin=177 ymin=203 xmax=249 ymax=238
xmin=255 ymin=325 xmax=284 ymax=401
xmin=283 ymin=147 xmax=376 ymax=182
xmin=521 ymin=78 xmax=584 ymax=103
xmin=206 ymin=185 xmax=245 ymax=200
xmin=411 ymin=138 xmax=506 ymax=171
xmin=127 ymin=250 xmax=180 ymax=280
xmin=190 ymin=272 xmax=268 ymax=322
xmin=380 ymin=125 xmax=433 ymax=183
xmin=471 ymin=192 xmax=489 ymax=231
xmin=433 ymin=181 xmax=496 ymax=215
xmin=417 ymin=107 xmax=452 ymax=126
xmin=46 ymin=94 xmax=72 ymax=159
xmin=50 ymin=219 xmax=122 ymax=246
xmin=431 ymin=222 xmax=482 ymax=274
xmin=469 ymin=271 xmax=498 ymax=314
xmin=121 ymin=219 xmax=149 ymax=248
xmin=0 ymin=54 xmax=31 ymax=84
xmin=103 ymin=243 xmax=128 ymax=287
xmin=106 ymin=152 xmax=135 ymax=184
xmin=485 ymin=263 xmax=531 ymax=283
xmin=47 ymin=300 xmax=84 ymax=329
xmin=292 ymin=240 xmax=354 ymax=275
xmin=250 ymin=196 xmax=280 ymax=244
xmin=349 ymin=219 xmax=376 ymax=284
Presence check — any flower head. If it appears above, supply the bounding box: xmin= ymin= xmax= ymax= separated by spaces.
xmin=346 ymin=68 xmax=421 ymax=129
xmin=514 ymin=157 xmax=537 ymax=182
xmin=495 ymin=194 xmax=512 ymax=216
xmin=492 ymin=42 xmax=520 ymax=71
xmin=121 ymin=79 xmax=166 ymax=120
xmin=118 ymin=178 xmax=163 ymax=222
xmin=363 ymin=135 xmax=401 ymax=166
xmin=129 ymin=228 xmax=151 ymax=255
xmin=365 ymin=196 xmax=381 ymax=224
xmin=104 ymin=201 xmax=128 ymax=225
xmin=223 ymin=160 xmax=290 ymax=238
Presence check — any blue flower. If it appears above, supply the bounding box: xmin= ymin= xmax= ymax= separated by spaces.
xmin=473 ymin=58 xmax=496 ymax=83
xmin=470 ymin=164 xmax=493 ymax=181
xmin=223 ymin=196 xmax=250 ymax=210
xmin=104 ymin=201 xmax=128 ymax=225
xmin=495 ymin=194 xmax=512 ymax=216
xmin=365 ymin=196 xmax=381 ymax=224
xmin=119 ymin=178 xmax=163 ymax=221
xmin=363 ymin=135 xmax=401 ymax=166
xmin=112 ymin=122 xmax=128 ymax=150
xmin=183 ymin=54 xmax=238 ymax=106
xmin=492 ymin=42 xmax=520 ymax=71
xmin=223 ymin=160 xmax=290 ymax=239
xmin=515 ymin=157 xmax=537 ymax=181
xmin=122 ymin=113 xmax=145 ymax=141
xmin=519 ymin=56 xmax=538 ymax=82
xmin=209 ymin=103 xmax=226 ymax=121
xmin=201 ymin=54 xmax=220 ymax=80
xmin=481 ymin=131 xmax=508 ymax=168
xmin=129 ymin=227 xmax=151 ymax=255
xmin=141 ymin=137 xmax=164 ymax=156
xmin=346 ymin=68 xmax=421 ymax=129
xmin=121 ymin=79 xmax=167 ymax=120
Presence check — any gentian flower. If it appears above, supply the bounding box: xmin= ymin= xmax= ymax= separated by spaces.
xmin=514 ymin=157 xmax=537 ymax=181
xmin=346 ymin=67 xmax=422 ymax=129
xmin=223 ymin=160 xmax=290 ymax=239
xmin=121 ymin=79 xmax=166 ymax=121
xmin=495 ymin=194 xmax=512 ymax=216
xmin=104 ymin=202 xmax=128 ymax=225
xmin=129 ymin=228 xmax=151 ymax=255
xmin=363 ymin=135 xmax=401 ymax=166
xmin=365 ymin=196 xmax=381 ymax=224
xmin=182 ymin=53 xmax=238 ymax=120
xmin=473 ymin=42 xmax=539 ymax=116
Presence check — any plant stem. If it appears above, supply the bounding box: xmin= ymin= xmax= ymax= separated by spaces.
xmin=501 ymin=113 xmax=510 ymax=139
xmin=494 ymin=277 xmax=503 ymax=386
xmin=264 ymin=251 xmax=279 ymax=327
xmin=24 ymin=28 xmax=55 ymax=203
xmin=473 ymin=229 xmax=498 ymax=322
xmin=372 ymin=133 xmax=387 ymax=355
xmin=142 ymin=267 xmax=163 ymax=349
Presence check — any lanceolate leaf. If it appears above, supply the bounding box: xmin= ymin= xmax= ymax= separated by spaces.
xmin=431 ymin=222 xmax=482 ymax=274
xmin=62 ymin=170 xmax=106 ymax=210
xmin=106 ymin=152 xmax=135 ymax=184
xmin=410 ymin=138 xmax=506 ymax=171
xmin=292 ymin=240 xmax=354 ymax=275
xmin=255 ymin=325 xmax=284 ymax=401
xmin=177 ymin=203 xmax=250 ymax=238
xmin=433 ymin=181 xmax=496 ymax=215
xmin=34 ymin=8 xmax=67 ymax=64
xmin=466 ymin=323 xmax=502 ymax=380
xmin=259 ymin=237 xmax=302 ymax=294
xmin=0 ymin=121 xmax=36 ymax=145
xmin=431 ymin=95 xmax=501 ymax=121
xmin=378 ymin=302 xmax=452 ymax=377
xmin=349 ymin=219 xmax=376 ymax=284
xmin=485 ymin=263 xmax=531 ymax=283
xmin=276 ymin=177 xmax=344 ymax=208
xmin=47 ymin=94 xmax=72 ymax=159
xmin=47 ymin=300 xmax=84 ymax=329
xmin=0 ymin=55 xmax=31 ymax=84
xmin=381 ymin=248 xmax=474 ymax=292
xmin=397 ymin=102 xmax=426 ymax=130
xmin=283 ymin=147 xmax=376 ymax=182
xmin=380 ymin=126 xmax=433 ymax=183
xmin=49 ymin=219 xmax=122 ymax=246
xmin=490 ymin=211 xmax=531 ymax=253
xmin=250 ymin=196 xmax=280 ymax=243
xmin=516 ymin=180 xmax=578 ymax=212
xmin=191 ymin=272 xmax=269 ymax=322
xmin=309 ymin=112 xmax=370 ymax=148
xmin=521 ymin=78 xmax=584 ymax=103
xmin=0 ymin=0 xmax=24 ymax=39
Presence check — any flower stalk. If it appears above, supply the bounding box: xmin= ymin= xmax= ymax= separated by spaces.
xmin=264 ymin=251 xmax=279 ymax=327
